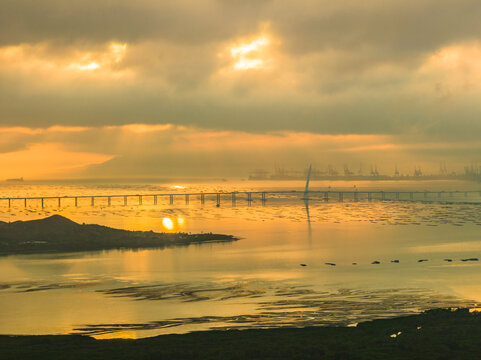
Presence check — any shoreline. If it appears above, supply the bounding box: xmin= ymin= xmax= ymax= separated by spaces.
xmin=1 ymin=309 xmax=480 ymax=359
xmin=0 ymin=215 xmax=238 ymax=256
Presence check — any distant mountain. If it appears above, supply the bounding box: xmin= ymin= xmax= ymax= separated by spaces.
xmin=0 ymin=215 xmax=237 ymax=255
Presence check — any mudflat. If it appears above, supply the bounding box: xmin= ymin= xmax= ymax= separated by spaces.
xmin=1 ymin=309 xmax=480 ymax=359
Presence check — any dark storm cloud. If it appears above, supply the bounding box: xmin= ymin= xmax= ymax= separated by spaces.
xmin=2 ymin=0 xmax=480 ymax=54
xmin=0 ymin=0 xmax=264 ymax=46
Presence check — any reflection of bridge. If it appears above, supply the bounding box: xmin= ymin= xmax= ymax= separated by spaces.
xmin=1 ymin=190 xmax=481 ymax=208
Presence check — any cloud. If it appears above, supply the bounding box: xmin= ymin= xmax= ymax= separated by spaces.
xmin=0 ymin=0 xmax=481 ymax=178
xmin=0 ymin=143 xmax=112 ymax=179
xmin=0 ymin=124 xmax=477 ymax=179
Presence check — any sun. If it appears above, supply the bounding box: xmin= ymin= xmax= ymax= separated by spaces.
xmin=162 ymin=217 xmax=174 ymax=230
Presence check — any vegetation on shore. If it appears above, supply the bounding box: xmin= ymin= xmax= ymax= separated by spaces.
xmin=1 ymin=309 xmax=481 ymax=359
xmin=0 ymin=215 xmax=237 ymax=255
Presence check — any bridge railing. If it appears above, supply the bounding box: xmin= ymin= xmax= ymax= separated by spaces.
xmin=0 ymin=190 xmax=481 ymax=208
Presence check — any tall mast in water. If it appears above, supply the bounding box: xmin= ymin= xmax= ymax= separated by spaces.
xmin=304 ymin=164 xmax=312 ymax=198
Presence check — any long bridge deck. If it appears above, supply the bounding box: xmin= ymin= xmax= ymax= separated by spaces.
xmin=1 ymin=190 xmax=481 ymax=208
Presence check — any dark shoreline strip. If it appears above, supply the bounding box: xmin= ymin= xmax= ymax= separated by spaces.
xmin=1 ymin=309 xmax=481 ymax=359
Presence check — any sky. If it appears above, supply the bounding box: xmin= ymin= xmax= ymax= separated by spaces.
xmin=1 ymin=0 xmax=481 ymax=179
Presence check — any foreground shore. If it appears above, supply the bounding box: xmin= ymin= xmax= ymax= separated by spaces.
xmin=1 ymin=309 xmax=480 ymax=359
xmin=0 ymin=215 xmax=237 ymax=255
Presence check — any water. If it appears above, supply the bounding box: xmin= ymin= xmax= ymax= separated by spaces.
xmin=0 ymin=180 xmax=481 ymax=339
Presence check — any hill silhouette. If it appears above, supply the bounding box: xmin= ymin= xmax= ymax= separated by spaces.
xmin=0 ymin=215 xmax=237 ymax=255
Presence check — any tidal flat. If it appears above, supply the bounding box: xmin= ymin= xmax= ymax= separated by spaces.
xmin=1 ymin=181 xmax=481 ymax=339
xmin=1 ymin=309 xmax=481 ymax=359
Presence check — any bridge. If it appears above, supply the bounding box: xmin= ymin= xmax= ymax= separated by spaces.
xmin=1 ymin=190 xmax=481 ymax=208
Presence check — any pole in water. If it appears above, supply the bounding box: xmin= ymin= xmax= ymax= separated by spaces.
xmin=381 ymin=191 xmax=385 ymax=201
xmin=75 ymin=197 xmax=78 ymax=206
xmin=368 ymin=192 xmax=372 ymax=201
xmin=216 ymin=193 xmax=221 ymax=207
xmin=247 ymin=192 xmax=252 ymax=205
xmin=170 ymin=194 xmax=174 ymax=205
xmin=8 ymin=198 xmax=10 ymax=208
xmin=200 ymin=193 xmax=205 ymax=205
xmin=338 ymin=192 xmax=343 ymax=202
xmin=232 ymin=192 xmax=236 ymax=206
xmin=139 ymin=195 xmax=142 ymax=205
xmin=108 ymin=197 xmax=111 ymax=206
xmin=396 ymin=192 xmax=399 ymax=201
xmin=124 ymin=196 xmax=127 ymax=206
xmin=91 ymin=197 xmax=94 ymax=206
xmin=303 ymin=164 xmax=312 ymax=200
xmin=58 ymin=198 xmax=61 ymax=207
xmin=261 ymin=192 xmax=266 ymax=204
xmin=410 ymin=192 xmax=414 ymax=200
xmin=324 ymin=192 xmax=329 ymax=201
xmin=154 ymin=195 xmax=157 ymax=205
xmin=24 ymin=198 xmax=27 ymax=207
xmin=185 ymin=194 xmax=189 ymax=204
xmin=41 ymin=198 xmax=44 ymax=208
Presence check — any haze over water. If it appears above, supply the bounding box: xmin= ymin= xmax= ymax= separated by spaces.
xmin=1 ymin=180 xmax=481 ymax=338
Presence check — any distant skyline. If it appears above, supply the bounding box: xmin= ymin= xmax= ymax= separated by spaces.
xmin=1 ymin=1 xmax=481 ymax=179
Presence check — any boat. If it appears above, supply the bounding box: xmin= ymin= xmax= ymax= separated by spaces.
xmin=5 ymin=177 xmax=24 ymax=182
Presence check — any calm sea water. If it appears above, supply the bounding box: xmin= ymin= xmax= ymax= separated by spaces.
xmin=1 ymin=180 xmax=481 ymax=338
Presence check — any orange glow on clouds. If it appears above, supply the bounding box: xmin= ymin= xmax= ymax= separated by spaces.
xmin=0 ymin=42 xmax=132 ymax=80
xmin=0 ymin=126 xmax=89 ymax=135
xmin=0 ymin=143 xmax=112 ymax=179
xmin=231 ymin=36 xmax=271 ymax=70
